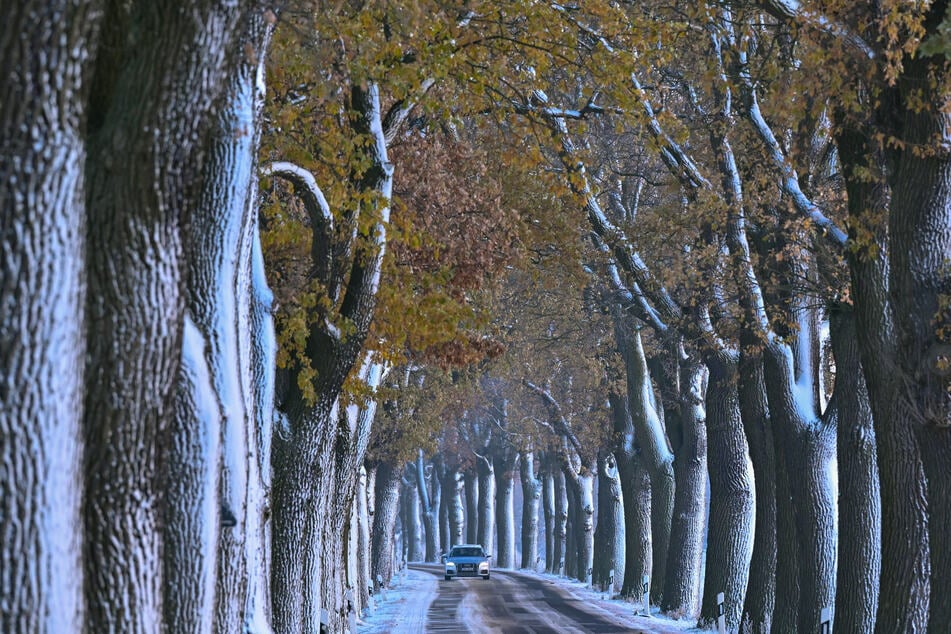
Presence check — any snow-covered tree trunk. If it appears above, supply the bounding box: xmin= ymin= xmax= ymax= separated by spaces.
xmin=700 ymin=351 xmax=754 ymax=631
xmin=552 ymin=469 xmax=568 ymax=575
xmin=416 ymin=452 xmax=438 ymax=562
xmin=661 ymin=359 xmax=707 ymax=616
xmin=476 ymin=455 xmax=496 ymax=555
xmin=464 ymin=468 xmax=480 ymax=544
xmin=829 ymin=307 xmax=880 ymax=633
xmin=618 ymin=326 xmax=675 ymax=601
xmin=762 ymin=333 xmax=837 ymax=634
xmin=608 ymin=391 xmax=652 ymax=598
xmin=441 ymin=468 xmax=465 ymax=549
xmin=355 ymin=466 xmax=372 ymax=616
xmin=164 ymin=316 xmax=221 ymax=632
xmin=371 ymin=461 xmax=402 ymax=589
xmin=542 ymin=464 xmax=556 ymax=573
xmin=403 ymin=472 xmax=423 ymax=562
xmin=493 ymin=450 xmax=518 ymax=569
xmin=593 ymin=452 xmax=625 ymax=592
xmin=184 ymin=11 xmax=275 ymax=629
xmin=738 ymin=347 xmax=776 ymax=634
xmin=81 ymin=3 xmax=242 ymax=630
xmin=519 ymin=452 xmax=542 ymax=570
xmin=0 ymin=1 xmax=97 ymax=628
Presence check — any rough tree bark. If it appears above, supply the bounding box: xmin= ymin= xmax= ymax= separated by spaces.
xmin=593 ymin=452 xmax=625 ymax=593
xmin=476 ymin=454 xmax=496 ymax=556
xmin=829 ymin=307 xmax=880 ymax=634
xmin=163 ymin=317 xmax=221 ymax=632
xmin=0 ymin=1 xmax=100 ymax=629
xmin=552 ymin=469 xmax=568 ymax=576
xmin=541 ymin=461 xmax=556 ymax=573
xmin=82 ymin=2 xmax=243 ymax=630
xmin=464 ymin=468 xmax=480 ymax=545
xmin=519 ymin=451 xmax=542 ymax=571
xmin=700 ymin=351 xmax=755 ymax=632
xmin=371 ymin=461 xmax=402 ymax=589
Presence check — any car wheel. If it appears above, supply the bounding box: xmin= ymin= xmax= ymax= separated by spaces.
xmin=482 ymin=574 xmax=489 ymax=580
xmin=445 ymin=574 xmax=451 ymax=581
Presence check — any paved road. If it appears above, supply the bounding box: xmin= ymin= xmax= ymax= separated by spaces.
xmin=409 ymin=564 xmax=638 ymax=633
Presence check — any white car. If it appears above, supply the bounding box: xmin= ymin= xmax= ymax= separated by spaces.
xmin=442 ymin=544 xmax=490 ymax=581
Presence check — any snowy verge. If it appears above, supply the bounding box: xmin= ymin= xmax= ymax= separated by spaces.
xmin=356 ymin=568 xmax=437 ymax=633
xmin=506 ymin=569 xmax=714 ymax=633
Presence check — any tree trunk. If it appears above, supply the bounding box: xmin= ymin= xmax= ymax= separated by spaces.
xmin=416 ymin=452 xmax=438 ymax=562
xmin=886 ymin=36 xmax=951 ymax=631
xmin=371 ymin=461 xmax=402 ymax=589
xmin=0 ymin=1 xmax=98 ymax=628
xmin=494 ymin=452 xmax=518 ymax=569
xmin=464 ymin=468 xmax=479 ymax=544
xmin=593 ymin=452 xmax=625 ymax=593
xmin=700 ymin=351 xmax=755 ymax=632
xmin=610 ymin=391 xmax=652 ymax=598
xmin=519 ymin=452 xmax=542 ymax=570
xmin=477 ymin=456 xmax=496 ymax=555
xmin=164 ymin=317 xmax=221 ymax=632
xmin=563 ymin=455 xmax=595 ymax=583
xmin=662 ymin=360 xmax=707 ymax=616
xmin=82 ymin=3 xmax=242 ymax=630
xmin=762 ymin=339 xmax=837 ymax=634
xmin=618 ymin=326 xmax=675 ymax=601
xmin=186 ymin=12 xmax=274 ymax=629
xmin=738 ymin=349 xmax=776 ymax=634
xmin=828 ymin=307 xmax=880 ymax=634
xmin=552 ymin=469 xmax=568 ymax=575
xmin=403 ymin=473 xmax=423 ymax=562
xmin=542 ymin=464 xmax=556 ymax=573
xmin=445 ymin=469 xmax=465 ymax=549
xmin=355 ymin=466 xmax=372 ymax=616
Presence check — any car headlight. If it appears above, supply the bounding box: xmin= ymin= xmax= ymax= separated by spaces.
xmin=479 ymin=563 xmax=488 ymax=571
xmin=446 ymin=562 xmax=456 ymax=568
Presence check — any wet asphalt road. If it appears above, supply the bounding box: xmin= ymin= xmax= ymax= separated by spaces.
xmin=409 ymin=564 xmax=636 ymax=633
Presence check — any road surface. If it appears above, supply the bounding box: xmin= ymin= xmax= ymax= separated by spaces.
xmin=409 ymin=564 xmax=662 ymax=633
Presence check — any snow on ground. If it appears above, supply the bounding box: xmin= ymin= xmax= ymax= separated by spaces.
xmin=357 ymin=568 xmax=437 ymax=634
xmin=357 ymin=565 xmax=715 ymax=633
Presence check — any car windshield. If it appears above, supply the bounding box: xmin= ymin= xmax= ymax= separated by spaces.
xmin=450 ymin=547 xmax=483 ymax=557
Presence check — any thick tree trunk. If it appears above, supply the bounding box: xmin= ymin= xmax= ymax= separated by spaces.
xmin=552 ymin=469 xmax=568 ymax=575
xmin=838 ymin=124 xmax=929 ymax=634
xmin=464 ymin=468 xmax=480 ymax=544
xmin=619 ymin=328 xmax=675 ymax=601
xmin=82 ymin=3 xmax=242 ymax=630
xmin=494 ymin=451 xmax=518 ymax=569
xmin=164 ymin=317 xmax=221 ymax=632
xmin=355 ymin=466 xmax=372 ymax=616
xmin=186 ymin=12 xmax=275 ymax=629
xmin=661 ymin=360 xmax=707 ymax=616
xmin=371 ymin=461 xmax=402 ymax=589
xmin=829 ymin=307 xmax=880 ymax=634
xmin=477 ymin=456 xmax=496 ymax=555
xmin=593 ymin=453 xmax=625 ymax=593
xmin=403 ymin=474 xmax=423 ymax=562
xmin=762 ymin=339 xmax=837 ymax=634
xmin=700 ymin=351 xmax=754 ymax=632
xmin=542 ymin=465 xmax=556 ymax=573
xmin=519 ymin=452 xmax=542 ymax=570
xmin=886 ymin=37 xmax=951 ymax=631
xmin=610 ymin=391 xmax=652 ymax=598
xmin=416 ymin=453 xmax=438 ymax=562
xmin=0 ymin=1 xmax=98 ymax=629
xmin=738 ymin=349 xmax=776 ymax=634
xmin=441 ymin=468 xmax=465 ymax=549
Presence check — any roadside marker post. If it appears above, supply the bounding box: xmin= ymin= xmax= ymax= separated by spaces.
xmin=319 ymin=608 xmax=329 ymax=634
xmin=820 ymin=607 xmax=832 ymax=633
xmin=587 ymin=567 xmax=593 ymax=588
xmin=716 ymin=592 xmax=726 ymax=634
xmin=638 ymin=574 xmax=650 ymax=617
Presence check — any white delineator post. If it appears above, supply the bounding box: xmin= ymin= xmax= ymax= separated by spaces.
xmin=820 ymin=606 xmax=832 ymax=633
xmin=716 ymin=592 xmax=726 ymax=634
